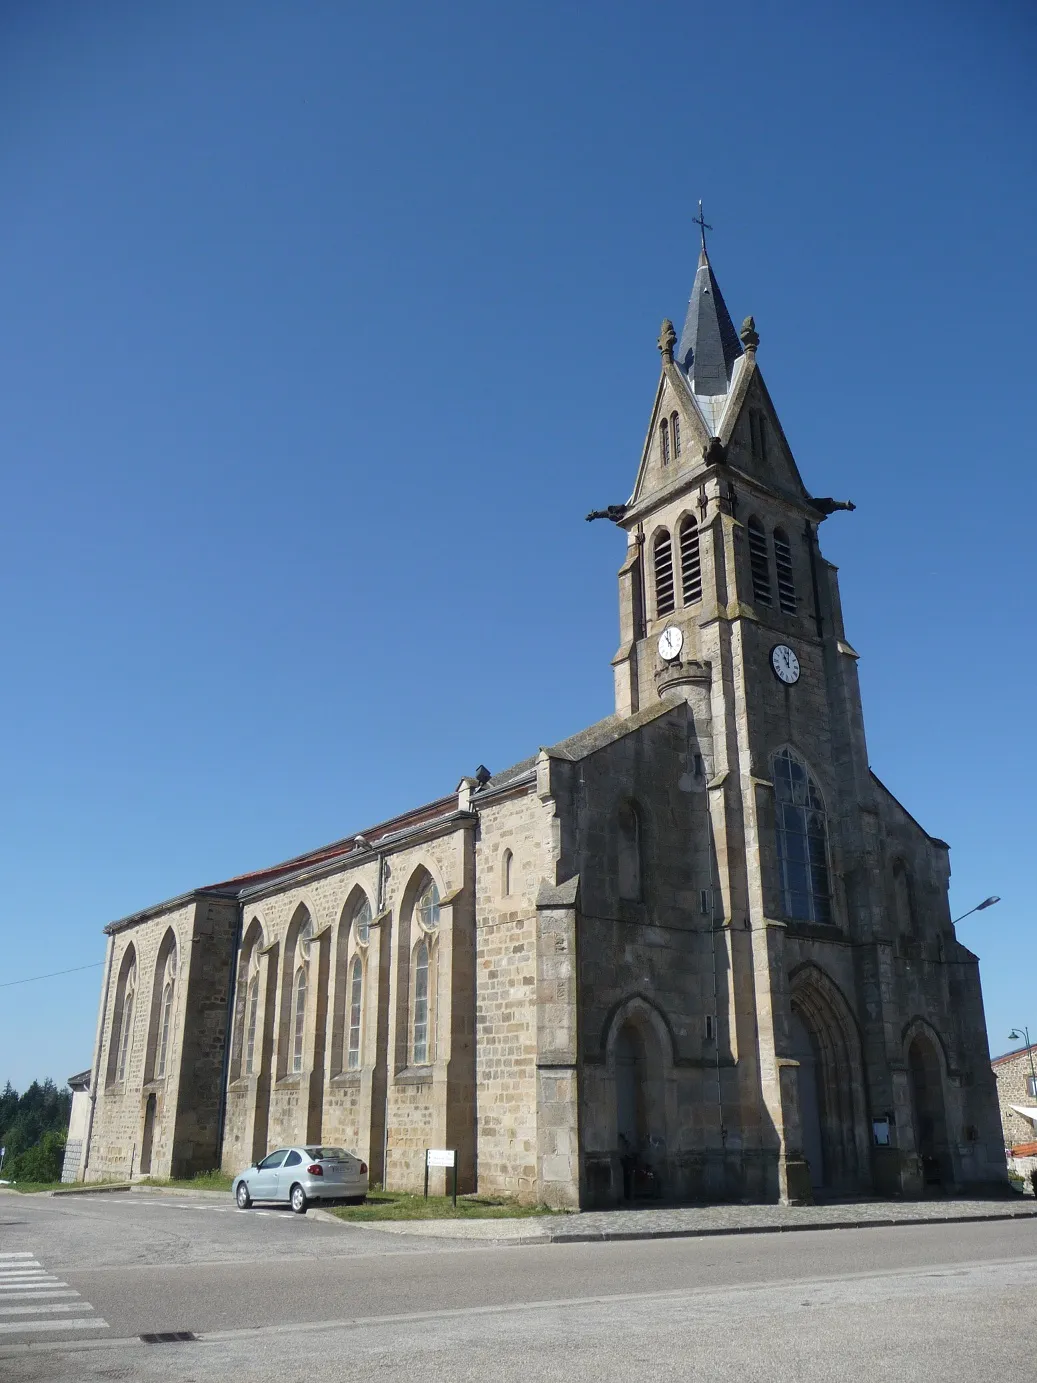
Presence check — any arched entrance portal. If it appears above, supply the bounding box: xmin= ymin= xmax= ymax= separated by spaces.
xmin=908 ymin=1033 xmax=951 ymax=1189
xmin=790 ymin=1013 xmax=825 ymax=1190
xmin=140 ymin=1094 xmax=157 ymax=1176
xmin=789 ymin=968 xmax=868 ymax=1194
xmin=612 ymin=1013 xmax=667 ymax=1201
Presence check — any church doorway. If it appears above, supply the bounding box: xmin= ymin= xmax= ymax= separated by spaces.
xmin=908 ymin=1033 xmax=951 ymax=1189
xmin=140 ymin=1094 xmax=157 ymax=1176
xmin=790 ymin=1013 xmax=825 ymax=1190
xmin=788 ymin=973 xmax=866 ymax=1195
xmin=613 ymin=1018 xmax=665 ymax=1200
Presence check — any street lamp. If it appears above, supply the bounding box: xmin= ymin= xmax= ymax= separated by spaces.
xmin=1008 ymin=1027 xmax=1037 ymax=1103
xmin=951 ymin=896 xmax=1000 ymax=925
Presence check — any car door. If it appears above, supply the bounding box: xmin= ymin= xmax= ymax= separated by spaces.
xmin=250 ymin=1149 xmax=288 ymax=1201
xmin=276 ymin=1149 xmax=305 ymax=1201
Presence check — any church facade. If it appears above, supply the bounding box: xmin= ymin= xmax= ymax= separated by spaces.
xmin=79 ymin=240 xmax=1007 ymax=1206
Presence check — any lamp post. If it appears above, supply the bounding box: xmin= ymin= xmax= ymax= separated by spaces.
xmin=951 ymin=896 xmax=1000 ymax=926
xmin=1008 ymin=1027 xmax=1037 ymax=1103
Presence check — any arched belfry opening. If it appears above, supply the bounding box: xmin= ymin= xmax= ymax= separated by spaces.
xmin=789 ymin=968 xmax=869 ymax=1194
xmin=907 ymin=1029 xmax=952 ymax=1190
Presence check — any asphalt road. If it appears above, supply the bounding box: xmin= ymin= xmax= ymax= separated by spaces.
xmin=1 ymin=1191 xmax=1035 ymax=1381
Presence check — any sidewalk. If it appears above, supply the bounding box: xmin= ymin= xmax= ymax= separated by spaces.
xmin=350 ymin=1196 xmax=1037 ymax=1244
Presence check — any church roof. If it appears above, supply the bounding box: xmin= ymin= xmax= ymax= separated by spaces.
xmin=676 ymin=246 xmax=743 ymax=397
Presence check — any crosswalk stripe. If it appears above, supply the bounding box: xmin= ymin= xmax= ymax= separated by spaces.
xmin=0 ymin=1317 xmax=108 ymax=1335
xmin=0 ymin=1262 xmax=40 ymax=1270
xmin=0 ymin=1254 xmax=35 ymax=1261
xmin=0 ymin=1291 xmax=80 ymax=1302
xmin=0 ymin=1304 xmax=94 ymax=1316
xmin=0 ymin=1277 xmax=62 ymax=1286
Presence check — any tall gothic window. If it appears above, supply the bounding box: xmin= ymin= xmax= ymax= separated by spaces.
xmin=290 ymin=913 xmax=314 ymax=1075
xmin=654 ymin=530 xmax=675 ymax=617
xmin=659 ymin=418 xmax=670 ymax=465
xmin=347 ymin=955 xmax=363 ymax=1069
xmin=773 ymin=748 xmax=831 ymax=924
xmin=747 ymin=516 xmax=771 ymax=606
xmin=412 ymin=941 xmax=430 ymax=1065
xmin=670 ymin=411 xmax=681 ymax=458
xmin=116 ymin=963 xmax=137 ymax=1083
xmin=291 ymin=966 xmax=307 ymax=1073
xmin=679 ymin=516 xmax=702 ymax=604
xmin=353 ymin=896 xmax=372 ymax=945
xmin=774 ymin=528 xmax=796 ymax=614
xmin=155 ymin=948 xmax=177 ymax=1079
xmin=244 ymin=968 xmax=260 ymax=1076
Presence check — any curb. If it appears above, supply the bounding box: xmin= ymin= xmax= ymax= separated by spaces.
xmin=544 ymin=1207 xmax=1037 ymax=1245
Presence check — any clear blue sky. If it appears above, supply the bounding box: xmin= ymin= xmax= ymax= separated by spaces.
xmin=1 ymin=1 xmax=1034 ymax=1091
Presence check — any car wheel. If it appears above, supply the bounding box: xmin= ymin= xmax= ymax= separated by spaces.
xmin=236 ymin=1182 xmax=252 ymax=1210
xmin=290 ymin=1184 xmax=308 ymax=1215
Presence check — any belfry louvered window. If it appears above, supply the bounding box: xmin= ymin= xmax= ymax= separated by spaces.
xmin=670 ymin=412 xmax=681 ymax=458
xmin=659 ymin=418 xmax=670 ymax=466
xmin=774 ymin=528 xmax=796 ymax=614
xmin=654 ymin=530 xmax=675 ymax=617
xmin=679 ymin=516 xmax=702 ymax=604
xmin=747 ymin=516 xmax=771 ymax=606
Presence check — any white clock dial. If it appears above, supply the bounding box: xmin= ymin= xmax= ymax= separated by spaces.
xmin=658 ymin=626 xmax=684 ymax=661
xmin=770 ymin=644 xmax=800 ymax=685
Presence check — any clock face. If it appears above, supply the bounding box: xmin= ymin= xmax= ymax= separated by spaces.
xmin=658 ymin=626 xmax=684 ymax=661
xmin=771 ymin=644 xmax=800 ymax=685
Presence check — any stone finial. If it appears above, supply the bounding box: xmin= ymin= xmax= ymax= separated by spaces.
xmin=658 ymin=319 xmax=677 ymax=364
xmin=740 ymin=315 xmax=759 ymax=352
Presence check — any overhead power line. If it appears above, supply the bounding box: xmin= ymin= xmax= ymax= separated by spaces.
xmin=0 ymin=961 xmax=104 ymax=989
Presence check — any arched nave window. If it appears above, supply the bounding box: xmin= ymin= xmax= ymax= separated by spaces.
xmin=108 ymin=947 xmax=138 ymax=1086
xmin=659 ymin=417 xmax=670 ymax=466
xmin=773 ymin=749 xmax=831 ymax=924
xmin=244 ymin=955 xmax=261 ymax=1076
xmin=290 ymin=912 xmax=314 ymax=1075
xmin=347 ymin=955 xmax=364 ymax=1069
xmin=155 ymin=946 xmax=177 ymax=1079
xmin=670 ymin=412 xmax=681 ymax=458
xmin=412 ymin=941 xmax=430 ymax=1065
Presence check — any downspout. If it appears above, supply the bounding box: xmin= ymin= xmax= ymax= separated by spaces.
xmin=215 ymin=901 xmax=244 ymax=1172
xmin=81 ymin=933 xmax=116 ymax=1181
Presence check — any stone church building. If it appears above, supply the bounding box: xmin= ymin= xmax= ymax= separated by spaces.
xmin=80 ymin=237 xmax=1006 ymax=1206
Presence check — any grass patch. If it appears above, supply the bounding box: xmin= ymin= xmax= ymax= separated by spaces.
xmin=4 ymin=1180 xmax=68 ymax=1194
xmin=137 ymin=1169 xmax=233 ymax=1192
xmin=329 ymin=1190 xmax=567 ymax=1222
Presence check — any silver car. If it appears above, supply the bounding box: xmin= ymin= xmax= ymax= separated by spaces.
xmin=233 ymin=1146 xmax=368 ymax=1214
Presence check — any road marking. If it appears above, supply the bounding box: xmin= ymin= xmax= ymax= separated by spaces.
xmin=0 ymin=1292 xmax=81 ymax=1302
xmin=0 ymin=1253 xmax=108 ymax=1342
xmin=0 ymin=1255 xmax=35 ymax=1261
xmin=0 ymin=1318 xmax=108 ymax=1335
xmin=0 ymin=1304 xmax=94 ymax=1317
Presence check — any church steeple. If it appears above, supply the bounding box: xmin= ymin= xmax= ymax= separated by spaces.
xmin=676 ymin=212 xmax=743 ymax=399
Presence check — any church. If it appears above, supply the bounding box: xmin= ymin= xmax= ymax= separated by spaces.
xmin=79 ymin=234 xmax=1007 ymax=1206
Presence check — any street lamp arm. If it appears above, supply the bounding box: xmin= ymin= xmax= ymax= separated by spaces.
xmin=951 ymin=896 xmax=1001 ymax=925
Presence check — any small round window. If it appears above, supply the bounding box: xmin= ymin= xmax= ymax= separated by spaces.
xmin=354 ymin=897 xmax=372 ymax=946
xmin=417 ymin=880 xmax=440 ymax=931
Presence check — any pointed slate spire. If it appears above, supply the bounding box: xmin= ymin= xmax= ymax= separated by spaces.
xmin=676 ymin=210 xmax=742 ymax=396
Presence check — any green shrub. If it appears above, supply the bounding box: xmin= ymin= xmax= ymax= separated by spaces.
xmin=10 ymin=1130 xmax=66 ymax=1184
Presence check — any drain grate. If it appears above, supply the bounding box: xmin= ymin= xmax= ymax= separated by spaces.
xmin=140 ymin=1331 xmax=197 ymax=1344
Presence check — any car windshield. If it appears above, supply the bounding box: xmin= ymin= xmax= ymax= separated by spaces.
xmin=304 ymin=1146 xmax=350 ymax=1161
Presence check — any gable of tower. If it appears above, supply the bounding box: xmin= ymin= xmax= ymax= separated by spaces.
xmin=722 ymin=362 xmax=812 ymax=502
xmin=629 ymin=366 xmax=712 ymax=505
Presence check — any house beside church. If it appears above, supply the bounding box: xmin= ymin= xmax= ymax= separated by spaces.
xmin=78 ymin=234 xmax=1007 ymax=1205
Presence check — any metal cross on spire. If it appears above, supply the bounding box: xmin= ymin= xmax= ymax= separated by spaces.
xmin=692 ymin=200 xmax=712 ymax=254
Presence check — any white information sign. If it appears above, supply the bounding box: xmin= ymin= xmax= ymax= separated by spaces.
xmin=426 ymin=1148 xmax=456 ymax=1168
